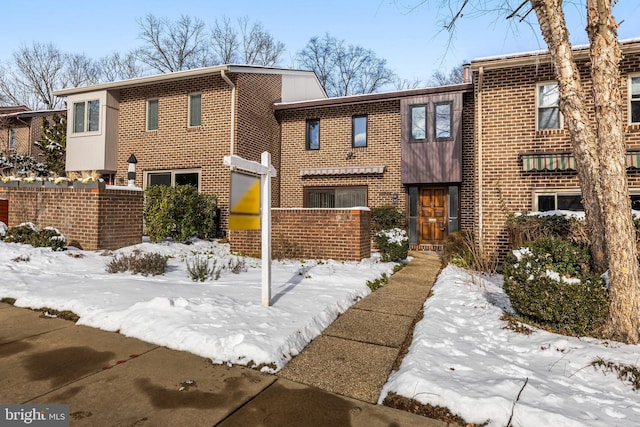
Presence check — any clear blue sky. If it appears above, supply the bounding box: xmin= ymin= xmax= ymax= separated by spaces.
xmin=1 ymin=0 xmax=639 ymax=85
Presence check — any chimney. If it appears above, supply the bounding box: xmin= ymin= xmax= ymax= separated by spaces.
xmin=463 ymin=63 xmax=472 ymax=84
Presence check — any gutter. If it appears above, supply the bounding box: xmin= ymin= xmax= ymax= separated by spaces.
xmin=477 ymin=66 xmax=484 ymax=257
xmin=220 ymin=70 xmax=236 ymax=156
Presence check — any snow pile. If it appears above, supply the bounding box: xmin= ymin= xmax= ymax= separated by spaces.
xmin=381 ymin=265 xmax=640 ymax=427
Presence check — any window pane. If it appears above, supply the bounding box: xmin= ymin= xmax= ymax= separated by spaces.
xmin=557 ymin=195 xmax=583 ymax=211
xmin=87 ymin=100 xmax=99 ymax=132
xmin=189 ymin=94 xmax=201 ymax=126
xmin=175 ymin=172 xmax=199 ymax=189
xmin=539 ymin=84 xmax=559 ymax=107
xmin=148 ymin=172 xmax=171 ymax=187
xmin=306 ymin=119 xmax=319 ymax=150
xmin=632 ymin=101 xmax=640 ymax=124
xmin=73 ymin=102 xmax=85 ymax=133
xmin=448 ymin=186 xmax=459 ymax=232
xmin=537 ymin=195 xmax=555 ymax=211
xmin=352 ymin=116 xmax=367 ymax=147
xmin=307 ymin=190 xmax=334 ymax=208
xmin=336 ymin=188 xmax=367 ymax=208
xmin=410 ymin=105 xmax=426 ymax=140
xmin=631 ymin=195 xmax=640 ymax=211
xmin=434 ymin=103 xmax=452 ymax=139
xmin=9 ymin=128 xmax=15 ymax=149
xmin=538 ymin=107 xmax=560 ymax=129
xmin=632 ymin=77 xmax=640 ymax=98
xmin=147 ymin=99 xmax=158 ymax=130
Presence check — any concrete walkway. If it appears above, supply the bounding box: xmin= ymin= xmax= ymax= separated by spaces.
xmin=0 ymin=252 xmax=446 ymax=426
xmin=279 ymin=252 xmax=442 ymax=403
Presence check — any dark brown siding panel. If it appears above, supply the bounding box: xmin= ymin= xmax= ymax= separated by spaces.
xmin=0 ymin=199 xmax=7 ymax=225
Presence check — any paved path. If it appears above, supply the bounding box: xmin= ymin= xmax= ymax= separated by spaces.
xmin=0 ymin=252 xmax=446 ymax=426
xmin=279 ymin=252 xmax=442 ymax=403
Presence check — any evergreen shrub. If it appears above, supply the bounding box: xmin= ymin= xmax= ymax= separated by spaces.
xmin=503 ymin=237 xmax=608 ymax=335
xmin=2 ymin=223 xmax=66 ymax=251
xmin=371 ymin=205 xmax=405 ymax=232
xmin=375 ymin=228 xmax=409 ymax=262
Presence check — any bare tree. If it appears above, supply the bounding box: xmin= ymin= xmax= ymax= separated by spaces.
xmin=392 ymin=76 xmax=424 ymax=90
xmin=136 ymin=14 xmax=211 ymax=73
xmin=99 ymin=52 xmax=144 ymax=82
xmin=428 ymin=63 xmax=465 ymax=86
xmin=211 ymin=17 xmax=240 ymax=64
xmin=237 ymin=17 xmax=285 ymax=66
xmin=297 ymin=34 xmax=396 ymax=97
xmin=424 ymin=0 xmax=639 ymax=343
xmin=64 ymin=53 xmax=101 ymax=88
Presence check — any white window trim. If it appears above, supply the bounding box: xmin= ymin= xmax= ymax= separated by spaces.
xmin=72 ymin=99 xmax=101 ymax=134
xmin=144 ymin=168 xmax=202 ymax=190
xmin=188 ymin=92 xmax=202 ymax=128
xmin=628 ymin=73 xmax=640 ymax=125
xmin=535 ymin=81 xmax=563 ymax=131
xmin=532 ymin=188 xmax=580 ymax=211
xmin=146 ymin=98 xmax=159 ymax=131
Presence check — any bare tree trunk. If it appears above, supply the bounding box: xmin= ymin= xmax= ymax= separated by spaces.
xmin=531 ymin=0 xmax=640 ymax=342
xmin=586 ymin=0 xmax=640 ymax=343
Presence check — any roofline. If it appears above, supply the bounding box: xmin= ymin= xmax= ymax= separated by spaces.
xmin=471 ymin=37 xmax=640 ymax=70
xmin=0 ymin=109 xmax=66 ymax=119
xmin=273 ymin=83 xmax=473 ymax=111
xmin=53 ymin=64 xmax=319 ymax=96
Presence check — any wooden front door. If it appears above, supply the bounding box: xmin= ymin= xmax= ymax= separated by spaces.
xmin=419 ymin=187 xmax=447 ymax=244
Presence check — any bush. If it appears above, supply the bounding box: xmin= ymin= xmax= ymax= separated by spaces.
xmin=106 ymin=250 xmax=167 ymax=276
xmin=375 ymin=228 xmax=409 ymax=262
xmin=503 ymin=237 xmax=608 ymax=335
xmin=186 ymin=256 xmax=221 ymax=281
xmin=371 ymin=206 xmax=405 ymax=233
xmin=2 ymin=223 xmax=66 ymax=251
xmin=367 ymin=273 xmax=388 ymax=291
xmin=144 ymin=185 xmax=218 ymax=242
xmin=442 ymin=231 xmax=474 ymax=268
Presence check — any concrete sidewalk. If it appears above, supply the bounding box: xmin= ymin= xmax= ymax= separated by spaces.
xmin=279 ymin=252 xmax=442 ymax=403
xmin=0 ymin=252 xmax=447 ymax=427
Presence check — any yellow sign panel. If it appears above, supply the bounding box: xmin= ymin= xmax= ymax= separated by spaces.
xmin=229 ymin=172 xmax=261 ymax=230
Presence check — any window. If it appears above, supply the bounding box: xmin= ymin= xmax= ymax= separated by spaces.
xmin=146 ymin=169 xmax=201 ymax=190
xmin=535 ymin=191 xmax=583 ymax=212
xmin=537 ymin=82 xmax=561 ymax=130
xmin=630 ymin=75 xmax=640 ymax=124
xmin=410 ymin=105 xmax=427 ymax=141
xmin=352 ymin=115 xmax=367 ymax=148
xmin=306 ymin=119 xmax=320 ymax=150
xmin=9 ymin=128 xmax=15 ymax=150
xmin=72 ymin=100 xmax=100 ymax=133
xmin=305 ymin=187 xmax=367 ymax=208
xmin=434 ymin=102 xmax=452 ymax=139
xmin=189 ymin=93 xmax=201 ymax=127
xmin=147 ymin=99 xmax=158 ymax=131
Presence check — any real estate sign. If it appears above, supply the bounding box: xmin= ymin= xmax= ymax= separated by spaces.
xmin=229 ymin=171 xmax=261 ymax=230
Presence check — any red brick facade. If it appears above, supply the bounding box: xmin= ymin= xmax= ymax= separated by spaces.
xmin=471 ymin=44 xmax=640 ymax=262
xmin=0 ymin=186 xmax=143 ymax=250
xmin=229 ymin=208 xmax=371 ymax=261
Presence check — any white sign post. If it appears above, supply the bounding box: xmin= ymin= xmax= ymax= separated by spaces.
xmin=223 ymin=152 xmax=277 ymax=307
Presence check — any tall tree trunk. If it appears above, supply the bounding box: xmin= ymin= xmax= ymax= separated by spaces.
xmin=531 ymin=0 xmax=640 ymax=342
xmin=586 ymin=0 xmax=640 ymax=343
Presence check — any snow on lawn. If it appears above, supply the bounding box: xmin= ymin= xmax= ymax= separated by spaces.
xmin=381 ymin=265 xmax=640 ymax=427
xmin=0 ymin=239 xmax=396 ymax=373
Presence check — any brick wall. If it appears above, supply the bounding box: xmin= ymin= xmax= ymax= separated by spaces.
xmin=116 ymin=72 xmax=282 ymax=232
xmin=229 ymin=208 xmax=371 ymax=261
xmin=278 ymin=100 xmax=405 ymax=210
xmin=0 ymin=186 xmax=143 ymax=250
xmin=474 ymin=50 xmax=640 ymax=263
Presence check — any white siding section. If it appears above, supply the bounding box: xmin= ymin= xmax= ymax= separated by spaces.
xmin=281 ymin=74 xmax=326 ymax=102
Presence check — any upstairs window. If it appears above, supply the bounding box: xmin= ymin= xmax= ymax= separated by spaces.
xmin=410 ymin=105 xmax=427 ymax=141
xmin=306 ymin=119 xmax=320 ymax=150
xmin=189 ymin=93 xmax=202 ymax=127
xmin=434 ymin=101 xmax=452 ymax=139
xmin=9 ymin=128 xmax=15 ymax=150
xmin=73 ymin=99 xmax=100 ymax=133
xmin=352 ymin=115 xmax=367 ymax=148
xmin=147 ymin=99 xmax=158 ymax=131
xmin=630 ymin=75 xmax=640 ymax=124
xmin=537 ymin=82 xmax=561 ymax=130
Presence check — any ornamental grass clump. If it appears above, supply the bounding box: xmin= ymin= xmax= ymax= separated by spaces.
xmin=503 ymin=237 xmax=608 ymax=336
xmin=375 ymin=228 xmax=409 ymax=262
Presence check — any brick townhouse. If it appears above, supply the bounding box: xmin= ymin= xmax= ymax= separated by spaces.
xmin=470 ymin=38 xmax=640 ymax=262
xmin=0 ymin=106 xmax=65 ymax=159
xmin=52 ymin=65 xmax=326 ymax=229
xmin=275 ymin=83 xmax=475 ymax=250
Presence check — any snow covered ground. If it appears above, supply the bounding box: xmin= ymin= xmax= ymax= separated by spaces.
xmin=380 ymin=265 xmax=640 ymax=427
xmin=0 ymin=238 xmax=395 ymax=372
xmin=2 ymin=235 xmax=639 ymax=426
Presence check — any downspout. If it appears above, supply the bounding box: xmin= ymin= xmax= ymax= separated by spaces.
xmin=220 ymin=70 xmax=236 ymax=156
xmin=477 ymin=66 xmax=485 ymax=257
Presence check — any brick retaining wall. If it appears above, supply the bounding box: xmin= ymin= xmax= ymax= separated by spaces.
xmin=0 ymin=186 xmax=143 ymax=250
xmin=229 ymin=208 xmax=371 ymax=261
